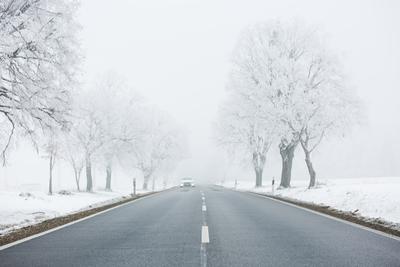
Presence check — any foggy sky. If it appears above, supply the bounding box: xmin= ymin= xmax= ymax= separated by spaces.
xmin=76 ymin=0 xmax=400 ymax=182
xmin=4 ymin=0 xmax=399 ymax=190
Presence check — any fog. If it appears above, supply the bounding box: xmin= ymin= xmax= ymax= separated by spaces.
xmin=2 ymin=0 xmax=400 ymax=189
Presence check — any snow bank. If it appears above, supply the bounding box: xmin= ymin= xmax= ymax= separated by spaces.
xmin=0 ymin=189 xmax=148 ymax=235
xmin=222 ymin=177 xmax=400 ymax=224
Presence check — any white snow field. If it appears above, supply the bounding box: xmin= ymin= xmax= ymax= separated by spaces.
xmin=0 ymin=189 xmax=148 ymax=235
xmin=223 ymin=177 xmax=400 ymax=225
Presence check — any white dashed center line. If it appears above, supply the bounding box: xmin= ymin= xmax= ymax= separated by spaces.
xmin=201 ymin=226 xmax=210 ymax=243
xmin=200 ymin=190 xmax=208 ymax=267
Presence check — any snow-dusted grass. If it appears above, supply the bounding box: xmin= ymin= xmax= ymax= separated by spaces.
xmin=0 ymin=189 xmax=148 ymax=235
xmin=222 ymin=177 xmax=400 ymax=224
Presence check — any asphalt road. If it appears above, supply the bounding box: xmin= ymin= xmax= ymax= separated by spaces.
xmin=0 ymin=186 xmax=399 ymax=266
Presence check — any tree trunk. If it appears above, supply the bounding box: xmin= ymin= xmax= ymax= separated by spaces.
xmin=279 ymin=141 xmax=297 ymax=188
xmin=151 ymin=176 xmax=156 ymax=191
xmin=143 ymin=175 xmax=150 ymax=190
xmin=48 ymin=155 xmax=54 ymax=195
xmin=72 ymin=161 xmax=81 ymax=192
xmin=305 ymin=151 xmax=316 ymax=188
xmin=105 ymin=161 xmax=112 ymax=191
xmin=73 ymin=168 xmax=80 ymax=191
xmin=86 ymin=154 xmax=93 ymax=192
xmin=255 ymin=168 xmax=263 ymax=187
xmin=253 ymin=152 xmax=266 ymax=187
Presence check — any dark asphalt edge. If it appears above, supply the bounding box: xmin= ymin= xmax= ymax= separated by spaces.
xmin=240 ymin=190 xmax=400 ymax=240
xmin=0 ymin=187 xmax=177 ymax=248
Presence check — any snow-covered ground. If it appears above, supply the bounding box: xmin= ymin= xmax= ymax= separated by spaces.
xmin=222 ymin=177 xmax=400 ymax=224
xmin=0 ymin=189 xmax=150 ymax=235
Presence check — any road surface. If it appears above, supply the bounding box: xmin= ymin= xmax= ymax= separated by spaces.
xmin=1 ymin=186 xmax=399 ymax=266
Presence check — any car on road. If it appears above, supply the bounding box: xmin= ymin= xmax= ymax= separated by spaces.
xmin=180 ymin=178 xmax=195 ymax=188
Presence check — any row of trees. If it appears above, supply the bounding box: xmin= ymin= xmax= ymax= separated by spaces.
xmin=216 ymin=21 xmax=361 ymax=189
xmin=1 ymin=0 xmax=186 ymax=194
xmin=43 ymin=72 xmax=186 ymax=194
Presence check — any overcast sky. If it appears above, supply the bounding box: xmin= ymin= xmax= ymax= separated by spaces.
xmin=76 ymin=0 xmax=400 ymax=182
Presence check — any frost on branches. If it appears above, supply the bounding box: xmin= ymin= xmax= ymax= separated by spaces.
xmin=0 ymin=0 xmax=80 ymax=163
xmin=217 ymin=21 xmax=361 ymax=188
xmin=122 ymin=109 xmax=186 ymax=190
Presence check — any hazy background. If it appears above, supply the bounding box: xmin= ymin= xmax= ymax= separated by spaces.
xmin=2 ymin=0 xmax=400 ymax=190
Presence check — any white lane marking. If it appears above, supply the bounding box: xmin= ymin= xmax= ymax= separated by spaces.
xmin=201 ymin=226 xmax=210 ymax=243
xmin=0 ymin=192 xmax=163 ymax=251
xmin=247 ymin=191 xmax=400 ymax=242
xmin=200 ymin=242 xmax=207 ymax=267
xmin=200 ymin=190 xmax=208 ymax=266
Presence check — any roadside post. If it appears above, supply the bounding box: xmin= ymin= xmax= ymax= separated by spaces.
xmin=133 ymin=178 xmax=136 ymax=197
xmin=234 ymin=179 xmax=238 ymax=190
xmin=272 ymin=177 xmax=275 ymax=195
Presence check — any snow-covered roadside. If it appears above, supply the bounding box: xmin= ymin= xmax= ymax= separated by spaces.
xmin=222 ymin=177 xmax=400 ymax=225
xmin=0 ymin=189 xmax=149 ymax=235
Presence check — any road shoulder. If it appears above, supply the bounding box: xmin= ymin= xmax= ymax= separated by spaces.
xmin=242 ymin=190 xmax=400 ymax=240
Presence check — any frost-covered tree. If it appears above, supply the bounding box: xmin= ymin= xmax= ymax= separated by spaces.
xmin=237 ymin=22 xmax=306 ymax=188
xmin=125 ymin=109 xmax=185 ymax=190
xmin=254 ymin=22 xmax=361 ymax=188
xmin=216 ymin=90 xmax=277 ymax=187
xmin=223 ymin=21 xmax=361 ymax=188
xmin=93 ymin=73 xmax=124 ymax=191
xmin=70 ymin=73 xmax=145 ymax=192
xmin=0 ymin=0 xmax=80 ymax=163
xmin=217 ymin=23 xmax=287 ymax=187
xmin=40 ymin=127 xmax=63 ymax=195
xmin=61 ymin=126 xmax=85 ymax=191
xmin=93 ymin=72 xmax=143 ymax=191
xmin=74 ymin=93 xmax=105 ymax=192
xmin=297 ymin=62 xmax=360 ymax=188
